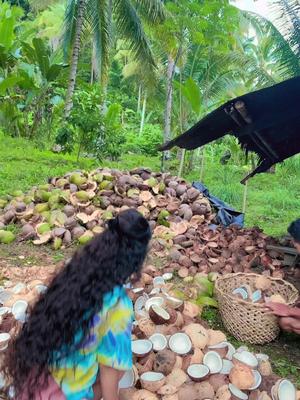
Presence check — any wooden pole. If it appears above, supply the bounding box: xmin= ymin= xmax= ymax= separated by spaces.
xmin=178 ymin=149 xmax=186 ymax=177
xmin=242 ymin=178 xmax=248 ymax=214
xmin=199 ymin=147 xmax=205 ymax=181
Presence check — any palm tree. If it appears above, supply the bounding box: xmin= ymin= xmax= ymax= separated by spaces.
xmin=62 ymin=0 xmax=165 ymax=118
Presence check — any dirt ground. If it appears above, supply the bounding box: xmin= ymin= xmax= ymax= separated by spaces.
xmin=0 ymin=242 xmax=299 ymax=387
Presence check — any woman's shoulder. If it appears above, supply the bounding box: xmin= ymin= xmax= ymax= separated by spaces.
xmin=102 ymin=285 xmax=132 ymax=310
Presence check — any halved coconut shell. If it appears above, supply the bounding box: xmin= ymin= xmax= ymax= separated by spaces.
xmin=273 ymin=379 xmax=297 ymax=400
xmin=233 ymin=351 xmax=258 ymax=369
xmin=145 ymin=297 xmax=165 ymax=312
xmin=164 ymin=295 xmax=184 ymax=310
xmin=203 ymin=351 xmax=223 ymax=374
xmin=168 ymin=333 xmax=192 ymax=355
xmin=119 ymin=368 xmax=138 ymax=389
xmin=220 ymin=359 xmax=234 ymax=375
xmin=153 ymin=276 xmax=165 ymax=288
xmin=149 ymin=305 xmax=170 ymax=325
xmin=250 ymin=370 xmax=262 ymax=391
xmin=149 ymin=333 xmax=168 ymax=352
xmin=132 ymin=339 xmax=153 ymax=358
xmin=134 ymin=295 xmax=148 ymax=319
xmin=162 ymin=272 xmax=173 ymax=281
xmin=229 ymin=383 xmax=248 ymax=400
xmin=140 ymin=371 xmax=166 ymax=393
xmin=187 ymin=364 xmax=209 ymax=382
xmin=0 ymin=332 xmax=11 ymax=351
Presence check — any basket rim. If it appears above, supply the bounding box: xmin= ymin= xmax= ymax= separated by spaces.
xmin=215 ymin=272 xmax=299 ymax=307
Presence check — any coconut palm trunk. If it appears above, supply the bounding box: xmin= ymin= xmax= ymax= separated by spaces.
xmin=64 ymin=0 xmax=86 ymax=119
xmin=164 ymin=55 xmax=175 ymax=146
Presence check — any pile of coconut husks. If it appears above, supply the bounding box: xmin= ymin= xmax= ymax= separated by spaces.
xmin=0 ymin=168 xmax=296 ymax=281
xmin=0 ymin=271 xmax=299 ymax=400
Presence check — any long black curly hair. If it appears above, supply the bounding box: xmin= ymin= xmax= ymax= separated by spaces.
xmin=4 ymin=209 xmax=151 ymax=398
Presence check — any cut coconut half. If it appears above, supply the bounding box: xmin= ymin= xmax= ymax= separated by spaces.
xmin=229 ymin=383 xmax=248 ymax=400
xmin=226 ymin=343 xmax=236 ymax=360
xmin=119 ymin=369 xmax=135 ymax=389
xmin=145 ymin=296 xmax=165 ymax=312
xmin=187 ymin=364 xmax=209 ymax=382
xmin=277 ymin=379 xmax=296 ymax=400
xmin=12 ymin=300 xmax=28 ymax=322
xmin=232 ymin=288 xmax=248 ymax=300
xmin=149 ymin=288 xmax=161 ymax=296
xmin=0 ymin=290 xmax=13 ymax=305
xmin=0 ymin=307 xmax=11 ymax=316
xmin=233 ymin=351 xmax=258 ymax=369
xmin=0 ymin=333 xmax=11 ymax=351
xmin=220 ymin=359 xmax=233 ymax=375
xmin=164 ymin=295 xmax=184 ymax=310
xmin=153 ymin=276 xmax=165 ymax=288
xmin=169 ymin=333 xmax=192 ymax=355
xmin=140 ymin=372 xmax=165 ymax=392
xmin=132 ymin=339 xmax=153 ymax=358
xmin=134 ymin=295 xmax=148 ymax=319
xmin=149 ymin=305 xmax=170 ymax=325
xmin=162 ymin=272 xmax=173 ymax=281
xmin=149 ymin=333 xmax=168 ymax=352
xmin=12 ymin=283 xmax=26 ymax=294
xmin=250 ymin=370 xmax=262 ymax=391
xmin=132 ymin=288 xmax=144 ymax=295
xmin=34 ymin=284 xmax=48 ymax=294
xmin=203 ymin=351 xmax=223 ymax=374
xmin=252 ymin=290 xmax=262 ymax=303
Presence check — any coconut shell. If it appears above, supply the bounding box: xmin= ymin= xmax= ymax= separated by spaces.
xmin=229 ymin=364 xmax=255 ymax=390
xmin=153 ymin=350 xmax=176 ymax=375
xmin=178 ymin=384 xmax=198 ymax=400
xmin=140 ymin=374 xmax=166 ymax=393
xmin=157 ymin=385 xmax=178 ymax=396
xmin=132 ymin=389 xmax=159 ymax=400
xmin=166 ymin=369 xmax=188 ymax=389
xmin=193 ymin=381 xmax=214 ymax=400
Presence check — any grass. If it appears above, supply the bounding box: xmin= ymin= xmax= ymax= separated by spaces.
xmin=0 ymin=132 xmax=300 ymax=235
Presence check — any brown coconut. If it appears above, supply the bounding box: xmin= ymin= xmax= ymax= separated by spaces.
xmin=190 ymin=348 xmax=204 ymax=365
xmin=119 ymin=388 xmax=138 ymax=400
xmin=166 ymin=369 xmax=188 ymax=389
xmin=136 ymin=353 xmax=155 ymax=374
xmin=229 ymin=364 xmax=255 ymax=390
xmin=207 ymin=330 xmax=227 ymax=346
xmin=138 ymin=318 xmax=156 ymax=337
xmin=182 ymin=302 xmax=201 ymax=319
xmin=215 ymin=385 xmax=231 ymax=400
xmin=132 ymin=389 xmax=159 ymax=400
xmin=183 ymin=324 xmax=209 ymax=349
xmin=178 ymin=384 xmax=198 ymax=400
xmin=194 ymin=381 xmax=214 ymax=400
xmin=258 ymin=360 xmax=273 ymax=377
xmin=157 ymin=385 xmax=178 ymax=396
xmin=140 ymin=373 xmax=166 ymax=393
xmin=209 ymin=374 xmax=229 ymax=391
xmin=153 ymin=350 xmax=176 ymax=376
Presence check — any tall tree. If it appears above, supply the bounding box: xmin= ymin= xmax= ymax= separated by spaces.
xmin=62 ymin=0 xmax=165 ymax=118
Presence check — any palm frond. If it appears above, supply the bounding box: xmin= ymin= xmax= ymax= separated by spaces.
xmin=272 ymin=0 xmax=300 ymax=58
xmin=242 ymin=10 xmax=300 ymax=79
xmin=62 ymin=0 xmax=78 ymax=60
xmin=114 ymin=0 xmax=155 ymax=68
xmin=131 ymin=0 xmax=165 ymax=24
xmin=86 ymin=0 xmax=110 ymax=82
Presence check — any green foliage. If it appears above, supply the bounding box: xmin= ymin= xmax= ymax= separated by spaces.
xmin=124 ymin=124 xmax=163 ymax=156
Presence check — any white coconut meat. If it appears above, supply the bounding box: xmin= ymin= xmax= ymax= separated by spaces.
xmin=0 ymin=333 xmax=11 ymax=351
xmin=119 ymin=369 xmax=135 ymax=389
xmin=164 ymin=295 xmax=183 ymax=310
xmin=187 ymin=364 xmax=209 ymax=381
xmin=11 ymin=283 xmax=26 ymax=294
xmin=0 ymin=307 xmax=11 ymax=316
xmin=249 ymin=370 xmax=262 ymax=390
xmin=233 ymin=351 xmax=258 ymax=369
xmin=153 ymin=276 xmax=165 ymax=288
xmin=149 ymin=333 xmax=168 ymax=352
xmin=145 ymin=296 xmax=165 ymax=312
xmin=208 ymin=341 xmax=235 ymax=360
xmin=34 ymin=284 xmax=48 ymax=294
xmin=277 ymin=379 xmax=296 ymax=400
xmin=132 ymin=287 xmax=144 ymax=295
xmin=140 ymin=372 xmax=165 ymax=382
xmin=12 ymin=300 xmax=28 ymax=322
xmin=256 ymin=353 xmax=269 ymax=362
xmin=131 ymin=339 xmax=153 ymax=357
xmin=232 ymin=287 xmax=248 ymax=300
xmin=134 ymin=295 xmax=148 ymax=319
xmin=149 ymin=288 xmax=161 ymax=296
xmin=168 ymin=333 xmax=192 ymax=355
xmin=149 ymin=305 xmax=170 ymax=325
xmin=220 ymin=359 xmax=233 ymax=375
xmin=203 ymin=351 xmax=223 ymax=374
xmin=229 ymin=383 xmax=248 ymax=400
xmin=162 ymin=272 xmax=173 ymax=281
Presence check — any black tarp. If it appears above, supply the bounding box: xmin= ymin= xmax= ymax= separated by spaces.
xmin=193 ymin=182 xmax=244 ymax=227
xmin=160 ymin=77 xmax=300 ymax=183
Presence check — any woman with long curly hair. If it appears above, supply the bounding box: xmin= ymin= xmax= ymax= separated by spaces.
xmin=3 ymin=209 xmax=151 ymax=400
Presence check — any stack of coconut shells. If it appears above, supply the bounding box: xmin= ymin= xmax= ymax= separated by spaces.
xmin=0 ymin=168 xmax=294 ymax=279
xmin=119 ymin=271 xmax=299 ymax=400
xmin=0 ymin=272 xmax=299 ymax=399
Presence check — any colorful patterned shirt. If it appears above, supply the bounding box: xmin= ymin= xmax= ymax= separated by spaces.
xmin=50 ymin=286 xmax=133 ymax=400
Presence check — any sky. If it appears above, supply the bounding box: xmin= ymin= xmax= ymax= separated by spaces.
xmin=233 ymin=0 xmax=271 ymax=20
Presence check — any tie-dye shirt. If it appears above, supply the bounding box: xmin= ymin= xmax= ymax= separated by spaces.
xmin=50 ymin=286 xmax=133 ymax=400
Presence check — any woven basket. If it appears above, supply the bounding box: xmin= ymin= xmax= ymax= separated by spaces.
xmin=215 ymin=273 xmax=299 ymax=345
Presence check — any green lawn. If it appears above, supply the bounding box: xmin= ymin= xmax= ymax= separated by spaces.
xmin=1 ymin=132 xmax=299 ymax=236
